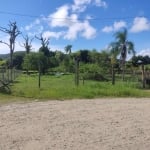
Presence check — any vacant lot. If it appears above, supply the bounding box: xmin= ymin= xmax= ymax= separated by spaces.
xmin=0 ymin=98 xmax=150 ymax=150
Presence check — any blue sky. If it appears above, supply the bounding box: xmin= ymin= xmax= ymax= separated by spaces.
xmin=0 ymin=0 xmax=150 ymax=56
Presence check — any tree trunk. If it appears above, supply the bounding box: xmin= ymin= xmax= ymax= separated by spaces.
xmin=141 ymin=64 xmax=145 ymax=88
xmin=112 ymin=64 xmax=115 ymax=85
xmin=10 ymin=51 xmax=13 ymax=82
xmin=122 ymin=63 xmax=125 ymax=81
xmin=38 ymin=63 xmax=41 ymax=88
xmin=75 ymin=58 xmax=79 ymax=86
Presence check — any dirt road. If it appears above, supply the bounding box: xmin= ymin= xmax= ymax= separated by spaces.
xmin=0 ymin=98 xmax=150 ymax=150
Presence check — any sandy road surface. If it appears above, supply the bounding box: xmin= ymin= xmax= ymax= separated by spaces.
xmin=0 ymin=98 xmax=150 ymax=150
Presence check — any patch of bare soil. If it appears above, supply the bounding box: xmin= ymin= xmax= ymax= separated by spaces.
xmin=0 ymin=98 xmax=150 ymax=150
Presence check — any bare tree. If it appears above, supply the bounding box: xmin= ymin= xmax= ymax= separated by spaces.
xmin=35 ymin=34 xmax=50 ymax=48
xmin=35 ymin=34 xmax=50 ymax=57
xmin=21 ymin=35 xmax=33 ymax=54
xmin=0 ymin=21 xmax=21 ymax=81
xmin=35 ymin=34 xmax=50 ymax=78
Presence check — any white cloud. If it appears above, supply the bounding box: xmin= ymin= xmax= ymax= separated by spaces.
xmin=113 ymin=21 xmax=126 ymax=31
xmin=35 ymin=19 xmax=41 ymax=24
xmin=85 ymin=15 xmax=93 ymax=20
xmin=42 ymin=31 xmax=65 ymax=39
xmin=64 ymin=22 xmax=83 ymax=40
xmin=102 ymin=21 xmax=127 ymax=33
xmin=49 ymin=5 xmax=79 ymax=28
xmin=25 ymin=19 xmax=41 ymax=31
xmin=130 ymin=17 xmax=150 ymax=33
xmin=74 ymin=0 xmax=91 ymax=6
xmin=0 ymin=43 xmax=10 ymax=54
xmin=102 ymin=26 xmax=113 ymax=33
xmin=72 ymin=0 xmax=91 ymax=12
xmin=94 ymin=0 xmax=107 ymax=8
xmin=25 ymin=24 xmax=32 ymax=31
xmin=47 ymin=4 xmax=97 ymax=40
xmin=0 ymin=35 xmax=12 ymax=54
xmin=64 ymin=20 xmax=96 ymax=40
xmin=81 ymin=21 xmax=96 ymax=39
xmin=72 ymin=0 xmax=107 ymax=12
xmin=136 ymin=48 xmax=150 ymax=57
xmin=23 ymin=18 xmax=44 ymax=37
xmin=22 ymin=0 xmax=105 ymax=41
xmin=49 ymin=5 xmax=70 ymax=27
xmin=27 ymin=25 xmax=44 ymax=37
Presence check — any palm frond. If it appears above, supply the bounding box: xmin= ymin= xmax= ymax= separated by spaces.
xmin=109 ymin=42 xmax=120 ymax=56
xmin=114 ymin=28 xmax=127 ymax=44
xmin=127 ymin=41 xmax=135 ymax=55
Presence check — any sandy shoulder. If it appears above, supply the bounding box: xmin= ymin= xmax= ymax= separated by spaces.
xmin=0 ymin=98 xmax=150 ymax=150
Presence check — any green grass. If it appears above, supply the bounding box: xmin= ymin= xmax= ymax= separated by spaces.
xmin=0 ymin=74 xmax=150 ymax=104
xmin=12 ymin=74 xmax=150 ymax=98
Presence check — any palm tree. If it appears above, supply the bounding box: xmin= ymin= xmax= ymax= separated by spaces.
xmin=109 ymin=28 xmax=135 ymax=81
xmin=109 ymin=46 xmax=118 ymax=85
xmin=64 ymin=45 xmax=72 ymax=55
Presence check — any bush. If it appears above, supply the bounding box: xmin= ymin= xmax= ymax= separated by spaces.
xmin=80 ymin=63 xmax=108 ymax=81
xmin=84 ymin=72 xmax=108 ymax=81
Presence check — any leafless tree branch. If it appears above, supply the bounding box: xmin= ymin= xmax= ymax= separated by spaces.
xmin=21 ymin=34 xmax=34 ymax=54
xmin=35 ymin=34 xmax=50 ymax=48
xmin=0 ymin=40 xmax=10 ymax=47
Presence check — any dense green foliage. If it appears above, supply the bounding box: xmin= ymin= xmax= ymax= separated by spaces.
xmin=9 ymin=48 xmax=115 ymax=80
xmin=132 ymin=55 xmax=150 ymax=66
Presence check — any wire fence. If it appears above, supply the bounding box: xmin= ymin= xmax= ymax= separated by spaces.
xmin=0 ymin=67 xmax=21 ymax=93
xmin=0 ymin=67 xmax=21 ymax=82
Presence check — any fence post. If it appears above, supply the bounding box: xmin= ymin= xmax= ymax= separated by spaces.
xmin=75 ymin=57 xmax=80 ymax=86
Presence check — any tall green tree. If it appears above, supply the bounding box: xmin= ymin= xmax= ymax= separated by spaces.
xmin=35 ymin=34 xmax=51 ymax=73
xmin=88 ymin=49 xmax=99 ymax=64
xmin=55 ymin=50 xmax=65 ymax=64
xmin=79 ymin=50 xmax=90 ymax=63
xmin=36 ymin=34 xmax=50 ymax=57
xmin=109 ymin=28 xmax=135 ymax=80
xmin=39 ymin=46 xmax=50 ymax=57
xmin=12 ymin=51 xmax=25 ymax=69
xmin=23 ymin=52 xmax=39 ymax=71
xmin=23 ymin=52 xmax=48 ymax=73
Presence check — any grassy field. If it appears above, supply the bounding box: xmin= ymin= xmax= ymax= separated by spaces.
xmin=0 ymin=73 xmax=150 ymax=104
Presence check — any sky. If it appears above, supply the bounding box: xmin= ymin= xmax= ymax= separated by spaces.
xmin=0 ymin=0 xmax=150 ymax=56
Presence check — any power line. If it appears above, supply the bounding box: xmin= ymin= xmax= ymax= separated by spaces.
xmin=0 ymin=10 xmax=149 ymax=22
xmin=0 ymin=11 xmax=39 ymax=18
